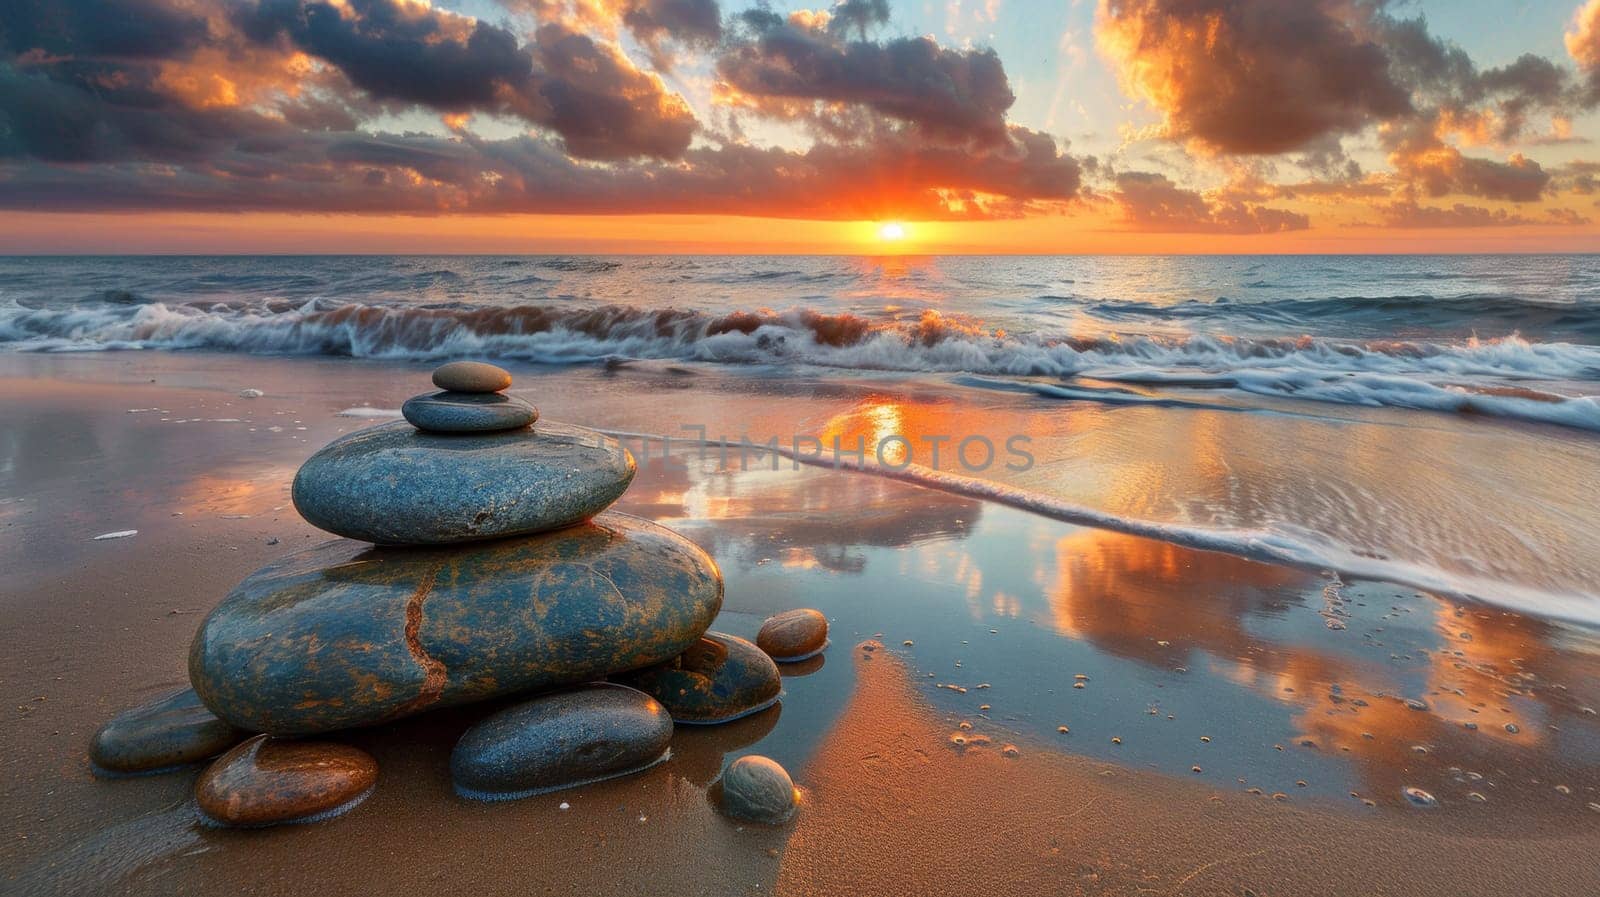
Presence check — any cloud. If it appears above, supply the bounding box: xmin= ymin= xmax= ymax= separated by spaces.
xmin=1111 ymin=171 xmax=1309 ymax=233
xmin=1570 ymin=0 xmax=1600 ymax=111
xmin=1095 ymin=0 xmax=1412 ymax=154
xmin=1096 ymin=0 xmax=1594 ymax=156
xmin=621 ymin=0 xmax=723 ymax=49
xmin=237 ymin=1 xmax=697 ymax=160
xmin=1377 ymin=200 xmax=1538 ymax=228
xmin=1383 ymin=117 xmax=1550 ymax=202
xmin=0 ymin=124 xmax=1082 ymax=219
xmin=717 ymin=7 xmax=1017 ymax=148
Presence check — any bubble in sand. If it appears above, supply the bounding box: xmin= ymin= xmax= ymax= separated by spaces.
xmin=1467 ymin=792 xmax=1487 ymax=802
xmin=1001 ymin=744 xmax=1019 ymax=757
xmin=239 ymin=389 xmax=264 ymax=398
xmin=1555 ymin=784 xmax=1571 ymax=795
xmin=1411 ymin=745 xmax=1429 ymax=755
xmin=1072 ymin=682 xmax=1085 ymax=689
xmin=902 ymin=640 xmax=914 ymax=646
xmin=958 ymin=721 xmax=973 ymax=730
xmin=1402 ymin=787 xmax=1438 ymax=807
xmin=1588 ymin=802 xmax=1600 ymax=814
xmin=1505 ymin=723 xmax=1520 ymax=734
xmin=1404 ymin=699 xmax=1430 ymax=711
xmin=1199 ymin=736 xmax=1211 ymax=743
xmin=1057 ymin=726 xmax=1069 ymax=734
xmin=1111 ymin=737 xmax=1122 ymax=745
xmin=1191 ymin=766 xmax=1202 ymax=773
xmin=978 ymin=704 xmax=990 ymax=711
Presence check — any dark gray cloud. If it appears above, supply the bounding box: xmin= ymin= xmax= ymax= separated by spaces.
xmin=236 ymin=0 xmax=696 ymax=160
xmin=718 ymin=9 xmax=1016 ymax=148
xmin=621 ymin=0 xmax=723 ymax=47
xmin=1 ymin=0 xmax=209 ymax=59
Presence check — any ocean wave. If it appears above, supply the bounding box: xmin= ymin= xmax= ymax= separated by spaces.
xmin=1078 ymin=292 xmax=1600 ymax=340
xmin=4 ymin=298 xmax=1599 ymax=430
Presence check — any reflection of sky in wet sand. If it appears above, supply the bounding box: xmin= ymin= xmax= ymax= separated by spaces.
xmin=621 ymin=451 xmax=1600 ymax=814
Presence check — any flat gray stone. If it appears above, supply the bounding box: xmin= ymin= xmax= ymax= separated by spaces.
xmin=451 ymin=684 xmax=673 ymax=800
xmin=432 ymin=361 xmax=512 ymax=393
xmin=720 ymin=755 xmax=796 ymax=823
xmin=189 ymin=512 xmax=722 ymax=735
xmin=401 ymin=391 xmax=538 ymax=433
xmin=91 ymin=688 xmax=247 ymax=776
xmin=291 ymin=419 xmax=633 ymax=545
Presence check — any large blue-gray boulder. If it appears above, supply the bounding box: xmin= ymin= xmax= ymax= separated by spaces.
xmin=189 ymin=512 xmax=722 ymax=735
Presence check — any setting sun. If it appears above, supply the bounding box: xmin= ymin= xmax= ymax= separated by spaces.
xmin=878 ymin=222 xmax=907 ymax=242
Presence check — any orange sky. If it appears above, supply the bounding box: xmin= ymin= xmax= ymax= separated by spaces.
xmin=5 ymin=0 xmax=1600 ymax=253
xmin=3 ymin=211 xmax=1597 ymax=255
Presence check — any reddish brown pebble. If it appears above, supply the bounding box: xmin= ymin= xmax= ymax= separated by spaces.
xmin=432 ymin=361 xmax=512 ymax=393
xmin=196 ymin=735 xmax=377 ymax=827
xmin=757 ymin=609 xmax=829 ymax=661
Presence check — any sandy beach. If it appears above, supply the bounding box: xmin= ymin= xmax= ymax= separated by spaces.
xmin=4 ymin=350 xmax=1598 ymax=896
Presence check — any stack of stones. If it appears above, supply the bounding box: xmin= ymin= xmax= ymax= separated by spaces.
xmin=90 ymin=361 xmax=829 ymax=827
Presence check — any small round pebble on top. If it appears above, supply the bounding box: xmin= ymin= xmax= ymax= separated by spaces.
xmin=432 ymin=361 xmax=512 ymax=394
xmin=756 ymin=608 xmax=829 ymax=662
xmin=720 ymin=755 xmax=797 ymax=824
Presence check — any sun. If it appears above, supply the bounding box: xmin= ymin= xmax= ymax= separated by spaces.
xmin=877 ymin=222 xmax=907 ymax=242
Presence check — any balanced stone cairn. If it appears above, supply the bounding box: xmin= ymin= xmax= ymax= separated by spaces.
xmin=90 ymin=361 xmax=827 ymax=827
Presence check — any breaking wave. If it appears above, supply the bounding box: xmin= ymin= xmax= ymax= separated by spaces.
xmin=4 ymin=297 xmax=1599 ymax=432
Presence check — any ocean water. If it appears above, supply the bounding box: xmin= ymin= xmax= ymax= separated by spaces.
xmin=3 ymin=253 xmax=1599 ymax=622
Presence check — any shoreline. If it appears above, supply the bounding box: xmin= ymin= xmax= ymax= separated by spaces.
xmin=4 ymin=352 xmax=1599 ymax=895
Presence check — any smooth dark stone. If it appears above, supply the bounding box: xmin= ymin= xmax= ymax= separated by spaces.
xmin=756 ymin=608 xmax=829 ymax=661
xmin=719 ymin=755 xmax=796 ymax=824
xmin=195 ymin=735 xmax=377 ymax=827
xmin=189 ymin=512 xmax=723 ymax=735
xmin=621 ymin=632 xmax=780 ymax=725
xmin=401 ymin=391 xmax=537 ymax=433
xmin=90 ymin=688 xmax=247 ymax=775
xmin=432 ymin=361 xmax=512 ymax=393
xmin=292 ymin=419 xmax=633 ymax=545
xmin=451 ymin=684 xmax=672 ymax=800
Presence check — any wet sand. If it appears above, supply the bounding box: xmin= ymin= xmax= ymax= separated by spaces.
xmin=3 ymin=353 xmax=1599 ymax=895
